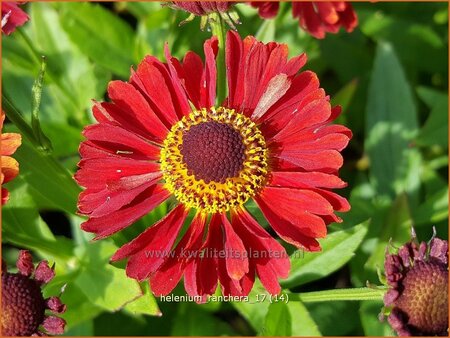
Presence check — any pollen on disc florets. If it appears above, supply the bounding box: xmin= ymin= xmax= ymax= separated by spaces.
xmin=160 ymin=107 xmax=268 ymax=214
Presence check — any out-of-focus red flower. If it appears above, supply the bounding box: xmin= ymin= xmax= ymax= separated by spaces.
xmin=1 ymin=2 xmax=29 ymax=35
xmin=2 ymin=250 xmax=66 ymax=336
xmin=1 ymin=111 xmax=21 ymax=205
xmin=171 ymin=1 xmax=233 ymax=16
xmin=76 ymin=31 xmax=351 ymax=299
xmin=251 ymin=1 xmax=358 ymax=39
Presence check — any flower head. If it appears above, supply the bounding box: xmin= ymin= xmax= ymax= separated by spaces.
xmin=1 ymin=2 xmax=29 ymax=35
xmin=169 ymin=1 xmax=238 ymax=30
xmin=2 ymin=250 xmax=66 ymax=336
xmin=171 ymin=1 xmax=233 ymax=16
xmin=1 ymin=111 xmax=21 ymax=205
xmin=76 ymin=31 xmax=351 ymax=298
xmin=251 ymin=2 xmax=358 ymax=39
xmin=383 ymin=233 xmax=448 ymax=336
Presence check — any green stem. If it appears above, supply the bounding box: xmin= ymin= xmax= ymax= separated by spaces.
xmin=2 ymin=94 xmax=41 ymax=148
xmin=210 ymin=13 xmax=227 ymax=105
xmin=288 ymin=287 xmax=386 ymax=303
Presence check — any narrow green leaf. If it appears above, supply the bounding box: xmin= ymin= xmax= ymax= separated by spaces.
xmin=365 ymin=42 xmax=420 ymax=200
xmin=262 ymin=302 xmax=292 ymax=336
xmin=281 ymin=221 xmax=369 ymax=288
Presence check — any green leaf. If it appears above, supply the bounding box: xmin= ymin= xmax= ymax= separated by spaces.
xmin=412 ymin=186 xmax=449 ymax=226
xmin=331 ymin=78 xmax=359 ymax=115
xmin=365 ymin=194 xmax=412 ymax=271
xmin=262 ymin=302 xmax=291 ymax=336
xmin=288 ymin=302 xmax=321 ymax=336
xmin=416 ymin=87 xmax=448 ymax=148
xmin=232 ymin=281 xmax=321 ymax=336
xmin=365 ymin=42 xmax=420 ymax=201
xmin=11 ymin=139 xmax=81 ymax=214
xmin=360 ymin=301 xmax=394 ymax=336
xmin=255 ymin=19 xmax=276 ymax=43
xmin=171 ymin=303 xmax=236 ymax=336
xmin=123 ymin=283 xmax=162 ymax=317
xmin=74 ymin=241 xmax=143 ymax=311
xmin=59 ymin=2 xmax=136 ymax=78
xmin=281 ymin=221 xmax=369 ymax=288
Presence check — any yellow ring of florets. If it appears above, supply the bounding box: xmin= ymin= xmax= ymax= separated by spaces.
xmin=160 ymin=107 xmax=268 ymax=214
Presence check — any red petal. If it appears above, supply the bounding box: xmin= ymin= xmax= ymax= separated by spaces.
xmin=260 ymin=186 xmax=333 ymax=216
xmin=255 ymin=196 xmax=323 ymax=251
xmin=221 ymin=214 xmax=249 ymax=280
xmin=46 ymin=297 xmax=66 ymax=314
xmin=312 ymin=188 xmax=350 ymax=212
xmin=107 ymin=81 xmax=168 ymax=143
xmin=256 ymin=263 xmax=282 ymax=295
xmin=233 ymin=209 xmax=290 ymax=278
xmin=131 ymin=60 xmax=180 ymax=127
xmin=34 ymin=261 xmax=55 ymax=284
xmin=82 ymin=123 xmax=160 ymax=161
xmin=1 ymin=2 xmax=29 ymax=35
xmin=269 ymin=171 xmax=347 ymax=189
xmin=163 ymin=43 xmax=196 ymax=116
xmin=113 ymin=205 xmax=188 ymax=281
xmin=274 ymin=148 xmax=344 ymax=172
xmin=1 ymin=132 xmax=21 ymax=156
xmin=251 ymin=74 xmax=291 ymax=121
xmin=16 ymin=250 xmax=34 ymax=276
xmin=251 ymin=2 xmax=280 ymax=19
xmin=150 ymin=213 xmax=206 ymax=296
xmin=81 ymin=185 xmax=170 ymax=239
xmin=42 ymin=316 xmax=66 ymax=335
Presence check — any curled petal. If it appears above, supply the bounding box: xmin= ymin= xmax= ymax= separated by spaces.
xmin=42 ymin=316 xmax=66 ymax=335
xmin=34 ymin=261 xmax=55 ymax=284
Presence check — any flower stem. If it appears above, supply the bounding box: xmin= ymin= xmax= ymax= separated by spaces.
xmin=287 ymin=287 xmax=386 ymax=303
xmin=210 ymin=13 xmax=227 ymax=105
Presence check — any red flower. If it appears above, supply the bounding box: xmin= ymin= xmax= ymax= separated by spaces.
xmin=2 ymin=250 xmax=66 ymax=336
xmin=251 ymin=2 xmax=358 ymax=39
xmin=1 ymin=2 xmax=29 ymax=35
xmin=1 ymin=111 xmax=21 ymax=205
xmin=76 ymin=31 xmax=351 ymax=298
xmin=171 ymin=1 xmax=233 ymax=16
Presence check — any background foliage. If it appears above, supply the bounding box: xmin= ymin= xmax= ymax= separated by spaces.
xmin=2 ymin=1 xmax=448 ymax=336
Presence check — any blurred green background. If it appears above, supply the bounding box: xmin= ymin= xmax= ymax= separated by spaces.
xmin=2 ymin=1 xmax=448 ymax=336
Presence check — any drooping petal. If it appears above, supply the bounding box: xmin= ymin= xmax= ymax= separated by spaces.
xmin=255 ymin=195 xmax=322 ymax=251
xmin=112 ymin=205 xmax=188 ymax=281
xmin=16 ymin=250 xmax=34 ymax=276
xmin=221 ymin=213 xmax=249 ymax=280
xmin=34 ymin=261 xmax=55 ymax=284
xmin=42 ymin=316 xmax=66 ymax=335
xmin=81 ymin=185 xmax=170 ymax=239
xmin=45 ymin=297 xmax=66 ymax=314
xmin=150 ymin=213 xmax=206 ymax=296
